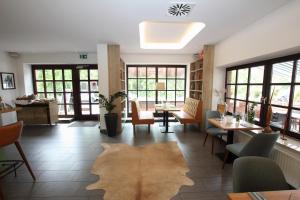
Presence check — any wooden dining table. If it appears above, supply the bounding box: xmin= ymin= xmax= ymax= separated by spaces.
xmin=208 ymin=118 xmax=263 ymax=145
xmin=155 ymin=104 xmax=180 ymax=133
xmin=228 ymin=189 xmax=300 ymax=200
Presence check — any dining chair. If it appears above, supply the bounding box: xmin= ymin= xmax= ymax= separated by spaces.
xmin=222 ymin=132 xmax=279 ymax=168
xmin=131 ymin=99 xmax=154 ymax=135
xmin=233 ymin=156 xmax=290 ymax=192
xmin=0 ymin=121 xmax=36 ymax=198
xmin=203 ymin=110 xmax=227 ymax=154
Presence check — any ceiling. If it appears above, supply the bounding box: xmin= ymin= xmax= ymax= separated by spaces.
xmin=0 ymin=0 xmax=292 ymax=54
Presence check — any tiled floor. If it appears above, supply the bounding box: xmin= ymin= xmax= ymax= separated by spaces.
xmin=1 ymin=122 xmax=233 ymax=200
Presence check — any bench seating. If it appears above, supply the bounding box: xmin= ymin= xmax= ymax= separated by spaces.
xmin=131 ymin=99 xmax=154 ymax=135
xmin=173 ymin=98 xmax=202 ymax=131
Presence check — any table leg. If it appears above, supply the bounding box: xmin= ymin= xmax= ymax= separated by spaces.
xmin=227 ymin=130 xmax=234 ymax=145
xmin=161 ymin=111 xmax=174 ymax=133
xmin=163 ymin=111 xmax=166 ymax=126
xmin=165 ymin=111 xmax=169 ymax=132
xmin=215 ymin=130 xmax=236 ymax=163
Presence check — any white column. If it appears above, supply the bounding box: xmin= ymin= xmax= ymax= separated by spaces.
xmin=97 ymin=44 xmax=109 ymax=131
xmin=212 ymin=67 xmax=226 ymax=110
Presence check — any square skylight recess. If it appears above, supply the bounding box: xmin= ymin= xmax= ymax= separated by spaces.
xmin=139 ymin=21 xmax=205 ymax=49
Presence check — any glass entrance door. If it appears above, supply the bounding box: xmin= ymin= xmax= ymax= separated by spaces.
xmin=76 ymin=66 xmax=99 ymax=119
xmin=32 ymin=65 xmax=99 ymax=120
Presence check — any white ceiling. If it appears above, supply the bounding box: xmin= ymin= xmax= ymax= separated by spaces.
xmin=0 ymin=0 xmax=292 ymax=54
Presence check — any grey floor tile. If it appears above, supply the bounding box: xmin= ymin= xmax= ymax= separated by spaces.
xmin=1 ymin=122 xmax=233 ymax=200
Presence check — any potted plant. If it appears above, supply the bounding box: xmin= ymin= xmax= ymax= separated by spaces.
xmin=98 ymin=91 xmax=127 ymax=137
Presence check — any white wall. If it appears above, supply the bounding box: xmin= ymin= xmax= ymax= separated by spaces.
xmin=122 ymin=54 xmax=194 ymax=65
xmin=97 ymin=44 xmax=109 ymax=130
xmin=212 ymin=0 xmax=300 ymax=109
xmin=0 ymin=51 xmax=19 ymax=125
xmin=0 ymin=51 xmax=19 ymax=104
xmin=15 ymin=52 xmax=97 ymax=96
xmin=214 ymin=0 xmax=300 ymax=68
xmin=212 ymin=67 xmax=225 ymax=110
xmin=18 ymin=52 xmax=97 ymax=65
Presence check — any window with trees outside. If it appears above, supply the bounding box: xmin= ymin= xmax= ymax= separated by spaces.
xmin=32 ymin=65 xmax=99 ymax=119
xmin=225 ymin=53 xmax=300 ymax=140
xmin=127 ymin=65 xmax=186 ymax=115
xmin=32 ymin=66 xmax=74 ymax=117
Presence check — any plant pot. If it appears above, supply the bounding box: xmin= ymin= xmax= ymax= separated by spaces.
xmin=104 ymin=113 xmax=118 ymax=137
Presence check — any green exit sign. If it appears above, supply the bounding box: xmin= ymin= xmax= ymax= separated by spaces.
xmin=79 ymin=54 xmax=88 ymax=59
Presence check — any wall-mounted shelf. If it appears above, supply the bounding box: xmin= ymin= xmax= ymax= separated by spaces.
xmin=190 ymin=59 xmax=203 ymax=100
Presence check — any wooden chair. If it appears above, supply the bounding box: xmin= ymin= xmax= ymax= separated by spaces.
xmin=173 ymin=98 xmax=202 ymax=132
xmin=131 ymin=100 xmax=154 ymax=135
xmin=0 ymin=121 xmax=36 ymax=199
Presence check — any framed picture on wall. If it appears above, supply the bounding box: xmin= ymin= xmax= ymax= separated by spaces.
xmin=0 ymin=72 xmax=16 ymax=90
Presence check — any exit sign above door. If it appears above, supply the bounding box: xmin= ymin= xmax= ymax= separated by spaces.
xmin=79 ymin=53 xmax=88 ymax=59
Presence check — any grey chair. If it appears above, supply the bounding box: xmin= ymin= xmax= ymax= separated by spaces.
xmin=222 ymin=132 xmax=279 ymax=168
xmin=233 ymin=156 xmax=290 ymax=192
xmin=203 ymin=111 xmax=227 ymax=154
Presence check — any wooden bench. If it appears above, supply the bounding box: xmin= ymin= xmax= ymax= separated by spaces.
xmin=131 ymin=99 xmax=154 ymax=135
xmin=172 ymin=98 xmax=202 ymax=131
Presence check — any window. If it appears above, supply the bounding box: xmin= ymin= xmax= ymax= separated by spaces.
xmin=127 ymin=65 xmax=186 ymax=115
xmin=33 ymin=66 xmax=74 ymax=117
xmin=32 ymin=65 xmax=99 ymax=119
xmin=225 ymin=66 xmax=264 ymax=120
xmin=225 ymin=53 xmax=300 ymax=140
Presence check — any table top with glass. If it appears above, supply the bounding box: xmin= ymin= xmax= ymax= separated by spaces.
xmin=154 ymin=104 xmax=180 ymax=112
xmin=208 ymin=117 xmax=263 ymax=131
xmin=228 ymin=190 xmax=300 ymax=200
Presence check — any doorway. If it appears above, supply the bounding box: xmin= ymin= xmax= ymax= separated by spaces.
xmin=32 ymin=64 xmax=99 ymax=120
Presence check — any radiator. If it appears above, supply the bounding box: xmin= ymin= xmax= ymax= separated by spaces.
xmin=237 ymin=132 xmax=300 ymax=188
xmin=270 ymin=147 xmax=300 ymax=188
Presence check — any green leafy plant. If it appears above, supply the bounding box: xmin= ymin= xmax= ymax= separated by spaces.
xmin=247 ymin=103 xmax=257 ymax=123
xmin=98 ymin=91 xmax=127 ymax=114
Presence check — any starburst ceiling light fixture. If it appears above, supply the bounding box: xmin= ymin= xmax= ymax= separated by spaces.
xmin=167 ymin=3 xmax=194 ymax=16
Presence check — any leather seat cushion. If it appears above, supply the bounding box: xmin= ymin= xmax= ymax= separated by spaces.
xmin=226 ymin=142 xmax=246 ymax=156
xmin=134 ymin=111 xmax=154 ymax=124
xmin=206 ymin=128 xmax=227 ymax=136
xmin=173 ymin=111 xmax=198 ymax=124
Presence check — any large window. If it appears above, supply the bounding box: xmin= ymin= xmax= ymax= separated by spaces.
xmin=226 ymin=66 xmax=264 ymax=120
xmin=127 ymin=65 xmax=186 ymax=115
xmin=225 ymin=53 xmax=300 ymax=140
xmin=33 ymin=66 xmax=74 ymax=117
xmin=32 ymin=65 xmax=99 ymax=119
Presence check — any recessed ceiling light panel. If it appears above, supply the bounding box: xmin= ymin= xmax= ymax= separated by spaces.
xmin=167 ymin=2 xmax=195 ymax=17
xmin=139 ymin=21 xmax=206 ymax=50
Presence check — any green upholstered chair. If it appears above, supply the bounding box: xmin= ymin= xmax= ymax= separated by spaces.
xmin=203 ymin=111 xmax=227 ymax=154
xmin=223 ymin=132 xmax=279 ymax=168
xmin=233 ymin=156 xmax=290 ymax=192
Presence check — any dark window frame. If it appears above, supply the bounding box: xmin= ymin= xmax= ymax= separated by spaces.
xmin=32 ymin=64 xmax=98 ymax=120
xmin=126 ymin=65 xmax=187 ymax=116
xmin=225 ymin=53 xmax=300 ymax=140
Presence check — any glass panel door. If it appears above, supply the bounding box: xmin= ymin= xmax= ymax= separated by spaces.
xmin=32 ymin=65 xmax=98 ymax=120
xmin=77 ymin=66 xmax=99 ymax=119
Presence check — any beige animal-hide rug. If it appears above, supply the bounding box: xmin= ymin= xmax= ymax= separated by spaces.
xmin=86 ymin=142 xmax=193 ymax=200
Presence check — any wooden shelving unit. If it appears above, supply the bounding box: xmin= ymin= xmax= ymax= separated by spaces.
xmin=188 ymin=45 xmax=215 ymax=130
xmin=120 ymin=58 xmax=127 ymax=128
xmin=189 ymin=60 xmax=203 ymax=100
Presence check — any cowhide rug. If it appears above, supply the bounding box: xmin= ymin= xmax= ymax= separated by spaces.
xmin=86 ymin=142 xmax=193 ymax=200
